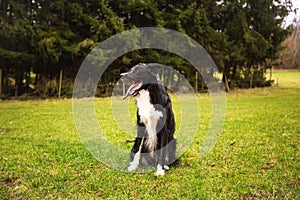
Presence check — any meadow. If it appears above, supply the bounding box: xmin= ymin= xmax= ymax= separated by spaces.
xmin=0 ymin=70 xmax=299 ymax=199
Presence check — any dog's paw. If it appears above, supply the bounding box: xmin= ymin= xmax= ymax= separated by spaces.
xmin=128 ymin=162 xmax=138 ymax=172
xmin=128 ymin=160 xmax=139 ymax=172
xmin=154 ymin=164 xmax=165 ymax=176
xmin=163 ymin=165 xmax=169 ymax=171
xmin=154 ymin=169 xmax=165 ymax=176
xmin=128 ymin=152 xmax=141 ymax=172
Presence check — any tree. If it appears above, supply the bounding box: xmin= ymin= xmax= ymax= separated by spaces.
xmin=0 ymin=1 xmax=36 ymax=97
xmin=279 ymin=23 xmax=300 ymax=69
xmin=0 ymin=0 xmax=294 ymax=98
xmin=204 ymin=0 xmax=292 ymax=89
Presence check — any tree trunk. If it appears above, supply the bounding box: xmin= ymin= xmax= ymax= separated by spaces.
xmin=230 ymin=65 xmax=237 ymax=88
xmin=25 ymin=70 xmax=30 ymax=94
xmin=35 ymin=73 xmax=39 ymax=87
xmin=14 ymin=69 xmax=25 ymax=98
xmin=269 ymin=66 xmax=273 ymax=81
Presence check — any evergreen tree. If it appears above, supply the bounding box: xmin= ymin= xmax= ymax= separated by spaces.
xmin=0 ymin=0 xmax=294 ymax=98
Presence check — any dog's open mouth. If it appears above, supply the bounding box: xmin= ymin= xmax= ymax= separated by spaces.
xmin=123 ymin=81 xmax=143 ymax=99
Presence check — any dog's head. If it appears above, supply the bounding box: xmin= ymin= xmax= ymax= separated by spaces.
xmin=121 ymin=63 xmax=159 ymax=99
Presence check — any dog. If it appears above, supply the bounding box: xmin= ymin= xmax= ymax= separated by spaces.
xmin=121 ymin=63 xmax=177 ymax=176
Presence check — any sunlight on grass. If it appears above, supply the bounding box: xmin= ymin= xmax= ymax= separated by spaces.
xmin=0 ymin=71 xmax=299 ymax=199
xmin=268 ymin=70 xmax=300 ymax=88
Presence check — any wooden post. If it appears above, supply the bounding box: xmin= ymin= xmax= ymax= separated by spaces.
xmin=249 ymin=67 xmax=254 ymax=88
xmin=122 ymin=81 xmax=125 ymax=96
xmin=58 ymin=69 xmax=63 ymax=98
xmin=14 ymin=70 xmax=19 ymax=98
xmin=0 ymin=68 xmax=2 ymax=97
xmin=223 ymin=73 xmax=230 ymax=92
xmin=195 ymin=71 xmax=198 ymax=93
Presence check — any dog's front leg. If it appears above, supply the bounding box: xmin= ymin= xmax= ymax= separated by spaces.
xmin=128 ymin=137 xmax=144 ymax=172
xmin=128 ymin=149 xmax=141 ymax=172
xmin=129 ymin=114 xmax=146 ymax=172
xmin=155 ymin=129 xmax=168 ymax=176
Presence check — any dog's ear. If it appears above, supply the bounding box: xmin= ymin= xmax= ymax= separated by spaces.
xmin=146 ymin=63 xmax=162 ymax=78
xmin=156 ymin=73 xmax=160 ymax=81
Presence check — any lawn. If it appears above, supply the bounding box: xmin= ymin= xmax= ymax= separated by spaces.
xmin=0 ymin=70 xmax=299 ymax=199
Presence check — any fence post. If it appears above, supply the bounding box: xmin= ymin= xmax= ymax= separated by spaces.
xmin=58 ymin=69 xmax=63 ymax=98
xmin=122 ymin=81 xmax=125 ymax=96
xmin=195 ymin=71 xmax=198 ymax=93
xmin=0 ymin=68 xmax=2 ymax=97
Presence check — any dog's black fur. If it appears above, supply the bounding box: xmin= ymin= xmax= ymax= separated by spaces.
xmin=121 ymin=63 xmax=177 ymax=173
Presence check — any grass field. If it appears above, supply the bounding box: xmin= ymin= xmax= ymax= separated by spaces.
xmin=0 ymin=70 xmax=299 ymax=199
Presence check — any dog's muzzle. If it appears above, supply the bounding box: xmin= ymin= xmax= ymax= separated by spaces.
xmin=123 ymin=81 xmax=143 ymax=99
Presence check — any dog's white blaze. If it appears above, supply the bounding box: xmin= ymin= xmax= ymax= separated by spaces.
xmin=135 ymin=90 xmax=162 ymax=151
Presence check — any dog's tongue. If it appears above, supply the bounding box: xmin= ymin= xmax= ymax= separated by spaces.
xmin=123 ymin=81 xmax=143 ymax=99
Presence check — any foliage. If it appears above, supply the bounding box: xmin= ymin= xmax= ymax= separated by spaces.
xmin=0 ymin=0 xmax=294 ymax=97
xmin=279 ymin=24 xmax=300 ymax=69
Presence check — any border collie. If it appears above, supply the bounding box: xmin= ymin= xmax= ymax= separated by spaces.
xmin=121 ymin=63 xmax=177 ymax=176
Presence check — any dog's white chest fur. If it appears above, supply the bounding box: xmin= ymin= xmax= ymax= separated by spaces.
xmin=135 ymin=89 xmax=163 ymax=150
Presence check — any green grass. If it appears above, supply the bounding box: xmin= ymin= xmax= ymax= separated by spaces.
xmin=271 ymin=70 xmax=300 ymax=88
xmin=1 ymin=71 xmax=299 ymax=199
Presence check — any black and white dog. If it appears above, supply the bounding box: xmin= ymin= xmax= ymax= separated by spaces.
xmin=121 ymin=63 xmax=177 ymax=176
